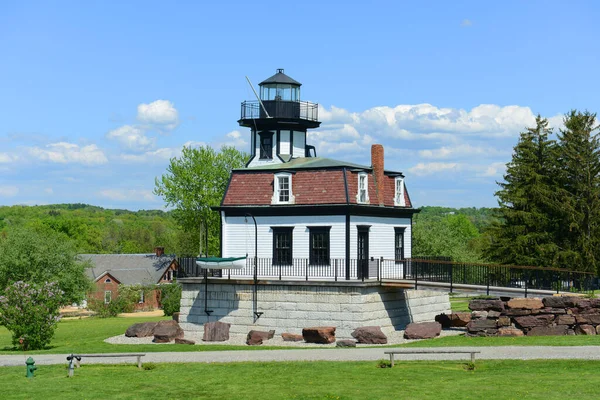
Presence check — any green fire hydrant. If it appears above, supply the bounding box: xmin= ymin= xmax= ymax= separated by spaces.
xmin=25 ymin=357 xmax=36 ymax=378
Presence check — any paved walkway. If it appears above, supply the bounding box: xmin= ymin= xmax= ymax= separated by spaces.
xmin=2 ymin=346 xmax=600 ymax=367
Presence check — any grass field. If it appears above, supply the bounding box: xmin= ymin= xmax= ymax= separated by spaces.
xmin=450 ymin=295 xmax=472 ymax=312
xmin=2 ymin=359 xmax=600 ymax=399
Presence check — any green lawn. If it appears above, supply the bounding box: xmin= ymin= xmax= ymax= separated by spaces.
xmin=3 ymin=360 xmax=600 ymax=399
xmin=450 ymin=296 xmax=472 ymax=312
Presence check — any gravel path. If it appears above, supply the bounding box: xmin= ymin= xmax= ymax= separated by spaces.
xmin=3 ymin=346 xmax=600 ymax=367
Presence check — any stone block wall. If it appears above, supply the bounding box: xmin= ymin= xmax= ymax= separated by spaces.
xmin=178 ymin=281 xmax=450 ymax=338
xmin=441 ymin=296 xmax=600 ymax=336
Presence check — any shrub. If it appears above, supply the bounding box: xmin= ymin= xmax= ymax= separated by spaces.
xmin=88 ymin=294 xmax=133 ymax=318
xmin=159 ymin=282 xmax=182 ymax=316
xmin=0 ymin=281 xmax=65 ymax=350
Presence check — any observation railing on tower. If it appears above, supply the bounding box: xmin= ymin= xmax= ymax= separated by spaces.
xmin=240 ymin=100 xmax=319 ymax=122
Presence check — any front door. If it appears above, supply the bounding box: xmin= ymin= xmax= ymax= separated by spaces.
xmin=357 ymin=229 xmax=369 ymax=279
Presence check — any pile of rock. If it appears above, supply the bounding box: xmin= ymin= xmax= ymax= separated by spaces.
xmin=437 ymin=296 xmax=600 ymax=337
xmin=125 ymin=320 xmax=194 ymax=344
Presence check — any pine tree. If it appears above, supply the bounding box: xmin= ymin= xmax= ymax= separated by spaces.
xmin=488 ymin=115 xmax=561 ymax=266
xmin=556 ymin=110 xmax=600 ymax=273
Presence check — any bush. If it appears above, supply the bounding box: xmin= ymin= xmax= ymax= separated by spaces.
xmin=88 ymin=294 xmax=133 ymax=318
xmin=159 ymin=282 xmax=182 ymax=316
xmin=0 ymin=281 xmax=65 ymax=350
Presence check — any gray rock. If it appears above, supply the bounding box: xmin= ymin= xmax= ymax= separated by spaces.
xmin=125 ymin=322 xmax=158 ymax=338
xmin=336 ymin=340 xmax=357 ymax=347
xmin=527 ymin=325 xmax=568 ymax=336
xmin=153 ymin=320 xmax=184 ymax=343
xmin=514 ymin=315 xmax=554 ymax=329
xmin=404 ymin=322 xmax=442 ymax=339
xmin=469 ymin=299 xmax=504 ymax=312
xmin=174 ymin=338 xmax=195 ymax=345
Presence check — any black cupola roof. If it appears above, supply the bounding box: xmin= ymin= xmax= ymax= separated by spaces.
xmin=259 ymin=69 xmax=301 ymax=86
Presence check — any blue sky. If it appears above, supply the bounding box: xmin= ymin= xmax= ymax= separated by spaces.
xmin=1 ymin=1 xmax=599 ymax=210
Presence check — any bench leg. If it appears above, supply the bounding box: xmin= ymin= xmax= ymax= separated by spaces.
xmin=137 ymin=356 xmax=142 ymax=369
xmin=76 ymin=359 xmax=81 ymax=368
xmin=390 ymin=353 xmax=395 ymax=368
xmin=470 ymin=353 xmax=475 ymax=363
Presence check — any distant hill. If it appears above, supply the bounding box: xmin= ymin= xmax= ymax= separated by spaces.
xmin=0 ymin=204 xmax=198 ymax=256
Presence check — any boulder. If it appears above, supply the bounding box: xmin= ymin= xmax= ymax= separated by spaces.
xmin=466 ymin=319 xmax=497 ymax=332
xmin=153 ymin=320 xmax=184 ymax=343
xmin=281 ymin=333 xmax=304 ymax=342
xmin=556 ymin=315 xmax=576 ymax=325
xmin=507 ymin=298 xmax=543 ymax=310
xmin=202 ymin=321 xmax=231 ymax=342
xmin=542 ymin=296 xmax=578 ymax=308
xmin=125 ymin=322 xmax=158 ymax=338
xmin=302 ymin=327 xmax=336 ymax=344
xmin=539 ymin=307 xmax=566 ymax=315
xmin=575 ymin=324 xmax=596 ymax=335
xmin=575 ymin=314 xmax=600 ymax=325
xmin=504 ymin=309 xmax=532 ymax=317
xmin=404 ymin=322 xmax=442 ymax=339
xmin=514 ymin=315 xmax=554 ymax=329
xmin=573 ymin=299 xmax=592 ymax=309
xmin=351 ymin=326 xmax=387 ymax=344
xmin=175 ymin=338 xmax=195 ymax=345
xmin=471 ymin=310 xmax=488 ymax=319
xmin=590 ymin=299 xmax=600 ymax=308
xmin=246 ymin=330 xmax=275 ymax=345
xmin=498 ymin=327 xmax=524 ymax=337
xmin=596 ymin=326 xmax=600 ymax=335
xmin=527 ymin=325 xmax=568 ymax=336
xmin=487 ymin=310 xmax=502 ymax=319
xmin=497 ymin=316 xmax=511 ymax=327
xmin=435 ymin=313 xmax=452 ymax=328
xmin=450 ymin=312 xmax=472 ymax=327
xmin=469 ymin=299 xmax=504 ymax=312
xmin=336 ymin=340 xmax=357 ymax=348
xmin=172 ymin=312 xmax=180 ymax=323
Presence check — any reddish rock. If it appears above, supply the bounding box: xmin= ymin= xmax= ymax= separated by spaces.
xmin=351 ymin=326 xmax=387 ymax=344
xmin=469 ymin=299 xmax=505 ymax=312
xmin=575 ymin=314 xmax=600 ymax=325
xmin=466 ymin=319 xmax=497 ymax=332
xmin=404 ymin=322 xmax=442 ymax=339
xmin=450 ymin=312 xmax=472 ymax=327
xmin=281 ymin=333 xmax=303 ymax=342
xmin=507 ymin=298 xmax=543 ymax=310
xmin=498 ymin=327 xmax=524 ymax=337
xmin=497 ymin=316 xmax=511 ymax=327
xmin=202 ymin=321 xmax=231 ymax=342
xmin=542 ymin=296 xmax=577 ymax=308
xmin=539 ymin=307 xmax=566 ymax=315
xmin=125 ymin=322 xmax=158 ymax=338
xmin=471 ymin=311 xmax=489 ymax=319
xmin=574 ymin=299 xmax=592 ymax=309
xmin=556 ymin=315 xmax=576 ymax=325
xmin=504 ymin=309 xmax=532 ymax=317
xmin=302 ymin=327 xmax=336 ymax=344
xmin=513 ymin=315 xmax=554 ymax=329
xmin=336 ymin=340 xmax=357 ymax=347
xmin=153 ymin=320 xmax=184 ymax=343
xmin=175 ymin=338 xmax=195 ymax=345
xmin=527 ymin=325 xmax=568 ymax=336
xmin=435 ymin=313 xmax=452 ymax=328
xmin=575 ymin=324 xmax=596 ymax=335
xmin=590 ymin=299 xmax=600 ymax=308
xmin=596 ymin=326 xmax=600 ymax=335
xmin=487 ymin=310 xmax=502 ymax=318
xmin=246 ymin=330 xmax=275 ymax=345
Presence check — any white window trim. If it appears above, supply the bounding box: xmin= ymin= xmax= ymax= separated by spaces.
xmin=356 ymin=172 xmax=370 ymax=204
xmin=139 ymin=290 xmax=145 ymax=304
xmin=395 ymin=177 xmax=406 ymax=206
xmin=104 ymin=291 xmax=112 ymax=304
xmin=272 ymin=172 xmax=295 ymax=204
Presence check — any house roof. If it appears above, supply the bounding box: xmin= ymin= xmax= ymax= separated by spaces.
xmin=80 ymin=254 xmax=176 ymax=285
xmin=239 ymin=157 xmax=372 ymax=171
xmin=259 ymin=69 xmax=302 ymax=86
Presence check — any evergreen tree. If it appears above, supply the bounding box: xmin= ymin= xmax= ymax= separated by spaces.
xmin=556 ymin=110 xmax=600 ymax=273
xmin=488 ymin=115 xmax=561 ymax=266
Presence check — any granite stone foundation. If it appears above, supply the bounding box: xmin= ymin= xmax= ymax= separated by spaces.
xmin=178 ymin=280 xmax=450 ymax=339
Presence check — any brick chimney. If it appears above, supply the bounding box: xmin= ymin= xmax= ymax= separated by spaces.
xmin=371 ymin=144 xmax=385 ymax=206
xmin=154 ymin=246 xmax=165 ymax=257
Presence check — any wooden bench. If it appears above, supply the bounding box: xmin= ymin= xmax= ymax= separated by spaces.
xmin=383 ymin=350 xmax=480 ymax=367
xmin=67 ymin=353 xmax=146 ymax=376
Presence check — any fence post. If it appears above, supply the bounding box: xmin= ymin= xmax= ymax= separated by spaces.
xmin=524 ymin=271 xmax=528 ymax=298
xmin=379 ymin=256 xmax=383 ymax=283
xmin=414 ymin=260 xmax=418 ymax=290
xmin=334 ymin=259 xmax=338 ymax=282
xmin=306 ymin=259 xmax=309 ymax=281
xmin=486 ymin=265 xmax=490 ymax=296
xmin=449 ymin=263 xmax=453 ymax=294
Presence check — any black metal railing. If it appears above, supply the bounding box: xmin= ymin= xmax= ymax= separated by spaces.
xmin=177 ymin=257 xmax=596 ymax=295
xmin=240 ymin=100 xmax=319 ymax=122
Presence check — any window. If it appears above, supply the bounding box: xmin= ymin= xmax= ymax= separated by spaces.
xmin=139 ymin=290 xmax=145 ymax=304
xmin=272 ymin=172 xmax=294 ymax=204
xmin=357 ymin=172 xmax=369 ymax=203
xmin=259 ymin=132 xmax=273 ymax=159
xmin=104 ymin=278 xmax=111 ymax=283
xmin=309 ymin=227 xmax=331 ymax=265
xmin=272 ymin=227 xmax=293 ymax=265
xmin=395 ymin=227 xmax=405 ymax=264
xmin=395 ymin=177 xmax=406 ymax=206
xmin=104 ymin=291 xmax=112 ymax=304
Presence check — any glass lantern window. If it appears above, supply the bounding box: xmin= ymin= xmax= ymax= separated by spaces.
xmin=261 ymin=84 xmax=300 ymax=101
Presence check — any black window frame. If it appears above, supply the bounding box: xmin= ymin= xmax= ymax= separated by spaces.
xmin=394 ymin=227 xmax=405 ymax=264
xmin=272 ymin=227 xmax=294 ymax=266
xmin=259 ymin=131 xmax=273 ymax=159
xmin=309 ymin=226 xmax=331 ymax=266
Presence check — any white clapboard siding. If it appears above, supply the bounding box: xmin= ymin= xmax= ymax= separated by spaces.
xmin=223 ymin=215 xmax=346 ymax=258
xmin=292 ymin=131 xmax=306 ymax=157
xmin=279 ymin=130 xmax=290 ymax=155
xmin=349 ymin=216 xmax=412 ymax=260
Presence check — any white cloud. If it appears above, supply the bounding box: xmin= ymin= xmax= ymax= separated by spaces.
xmin=478 ymin=162 xmax=507 ymax=178
xmin=137 ymin=100 xmax=179 ymax=130
xmin=461 ymin=19 xmax=472 ymax=27
xmin=45 ymin=187 xmax=53 ymax=194
xmin=0 ymin=186 xmax=19 ymax=197
xmin=119 ymin=147 xmax=182 ymax=163
xmin=99 ymin=189 xmax=158 ymax=202
xmin=0 ymin=153 xmax=17 ymax=163
xmin=28 ymin=142 xmax=108 ymax=165
xmin=408 ymin=162 xmax=461 ymax=176
xmin=419 ymin=144 xmax=507 ymax=160
xmin=106 ymin=125 xmax=155 ymax=151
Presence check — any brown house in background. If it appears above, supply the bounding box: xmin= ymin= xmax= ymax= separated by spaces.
xmin=81 ymin=247 xmax=178 ymax=310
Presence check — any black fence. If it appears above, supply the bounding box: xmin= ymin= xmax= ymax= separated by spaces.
xmin=177 ymin=257 xmax=596 ymax=295
xmin=240 ymin=100 xmax=319 ymax=122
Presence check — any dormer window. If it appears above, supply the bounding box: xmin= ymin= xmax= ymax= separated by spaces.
xmin=259 ymin=131 xmax=273 ymax=159
xmin=395 ymin=177 xmax=406 ymax=206
xmin=357 ymin=173 xmax=369 ymax=204
xmin=272 ymin=172 xmax=294 ymax=204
